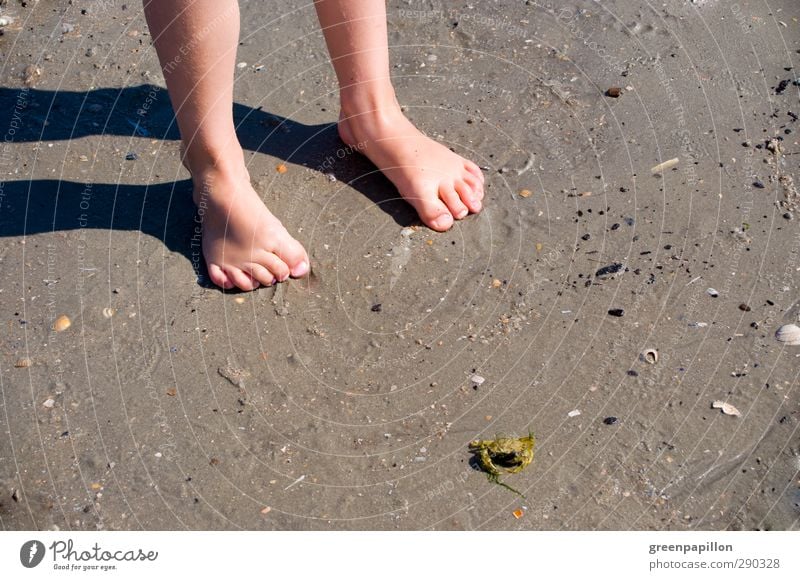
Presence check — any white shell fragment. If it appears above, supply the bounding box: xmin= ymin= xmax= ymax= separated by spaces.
xmin=470 ymin=374 xmax=485 ymax=387
xmin=642 ymin=349 xmax=658 ymax=364
xmin=651 ymin=157 xmax=679 ymax=174
xmin=102 ymin=307 xmax=115 ymax=318
xmin=775 ymin=324 xmax=800 ymax=346
xmin=712 ymin=400 xmax=741 ymax=417
xmin=706 ymin=288 xmax=719 ymax=297
xmin=567 ymin=409 xmax=581 ymax=418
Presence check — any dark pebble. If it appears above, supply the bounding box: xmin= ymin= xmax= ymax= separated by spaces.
xmin=753 ymin=180 xmax=765 ymax=189
xmin=596 ymin=263 xmax=624 ymax=277
xmin=608 ymin=308 xmax=625 ymax=317
xmin=581 ymin=233 xmax=591 ymax=241
xmin=624 ymin=217 xmax=635 ymax=226
xmin=783 ymin=212 xmax=793 ymax=220
xmin=371 ymin=303 xmax=382 ymax=312
xmin=125 ymin=152 xmax=138 ymax=160
xmin=603 ymin=416 xmax=619 ymax=425
xmin=738 ymin=303 xmax=751 ymax=312
xmin=776 ymin=79 xmax=790 ymax=94
xmin=606 ymin=87 xmax=622 ymax=98
xmin=627 ymin=370 xmax=638 ymax=377
xmin=610 ymin=223 xmax=620 ymax=230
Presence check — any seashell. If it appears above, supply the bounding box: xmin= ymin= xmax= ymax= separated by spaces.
xmin=470 ymin=374 xmax=485 ymax=387
xmin=775 ymin=324 xmax=800 ymax=346
xmin=651 ymin=157 xmax=679 ymax=174
xmin=641 ymin=349 xmax=658 ymax=364
xmin=14 ymin=357 xmax=32 ymax=368
xmin=53 ymin=315 xmax=71 ymax=332
xmin=102 ymin=307 xmax=115 ymax=319
xmin=712 ymin=400 xmax=741 ymax=417
xmin=706 ymin=288 xmax=719 ymax=297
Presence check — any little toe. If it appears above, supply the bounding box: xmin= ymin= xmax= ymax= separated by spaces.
xmin=227 ymin=267 xmax=260 ymax=291
xmin=439 ymin=183 xmax=469 ymax=220
xmin=246 ymin=263 xmax=277 ymax=287
xmin=456 ymin=179 xmax=482 ymax=213
xmin=208 ymin=263 xmax=234 ymax=290
xmin=465 ymin=160 xmax=485 ymax=183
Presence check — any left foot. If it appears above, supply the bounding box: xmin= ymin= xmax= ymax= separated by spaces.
xmin=338 ymin=99 xmax=484 ymax=231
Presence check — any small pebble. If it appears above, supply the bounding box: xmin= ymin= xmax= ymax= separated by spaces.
xmin=602 ymin=416 xmax=619 ymax=425
xmin=706 ymin=288 xmax=719 ymax=297
xmin=753 ymin=180 xmax=765 ymax=189
xmin=371 ymin=303 xmax=382 ymax=312
xmin=738 ymin=303 xmax=751 ymax=312
xmin=125 ymin=152 xmax=137 ymax=161
xmin=608 ymin=308 xmax=624 ymax=317
xmin=43 ymin=398 xmax=55 ymax=408
xmin=605 ymin=87 xmax=621 ymax=98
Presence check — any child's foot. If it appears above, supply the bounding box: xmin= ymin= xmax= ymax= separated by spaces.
xmin=337 ymin=100 xmax=484 ymax=232
xmin=189 ymin=159 xmax=310 ymax=291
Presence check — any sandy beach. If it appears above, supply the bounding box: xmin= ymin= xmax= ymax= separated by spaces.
xmin=1 ymin=0 xmax=798 ymax=530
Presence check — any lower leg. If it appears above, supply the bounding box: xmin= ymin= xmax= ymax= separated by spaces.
xmin=143 ymin=0 xmax=309 ymax=290
xmin=314 ymin=0 xmax=485 ymax=230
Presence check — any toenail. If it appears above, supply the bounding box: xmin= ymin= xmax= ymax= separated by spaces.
xmin=432 ymin=215 xmax=452 ymax=229
xmin=457 ymin=208 xmax=468 ymax=219
xmin=293 ymin=261 xmax=310 ymax=277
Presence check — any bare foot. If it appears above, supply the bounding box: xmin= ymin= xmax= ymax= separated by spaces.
xmin=190 ymin=160 xmax=310 ymax=291
xmin=338 ymin=102 xmax=484 ymax=231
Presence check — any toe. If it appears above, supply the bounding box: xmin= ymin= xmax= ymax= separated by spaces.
xmin=456 ymin=179 xmax=482 ymax=213
xmin=208 ymin=263 xmax=234 ymax=290
xmin=439 ymin=183 xmax=469 ymax=220
xmin=465 ymin=160 xmax=485 ymax=183
xmin=258 ymin=252 xmax=291 ymax=282
xmin=227 ymin=267 xmax=260 ymax=291
xmin=272 ymin=233 xmax=310 ymax=278
xmin=463 ymin=174 xmax=484 ymax=200
xmin=406 ymin=191 xmax=454 ymax=231
xmin=246 ymin=263 xmax=277 ymax=287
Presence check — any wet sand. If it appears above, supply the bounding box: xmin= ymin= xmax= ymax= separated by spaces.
xmin=1 ymin=0 xmax=798 ymax=530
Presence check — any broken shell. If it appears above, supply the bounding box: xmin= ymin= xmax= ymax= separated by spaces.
xmin=518 ymin=189 xmax=532 ymax=198
xmin=641 ymin=349 xmax=658 ymax=364
xmin=102 ymin=307 xmax=115 ymax=318
xmin=706 ymin=288 xmax=719 ymax=297
xmin=470 ymin=374 xmax=485 ymax=387
xmin=711 ymin=400 xmax=741 ymax=417
xmin=651 ymin=157 xmax=679 ymax=174
xmin=14 ymin=357 xmax=32 ymax=368
xmin=775 ymin=324 xmax=800 ymax=346
xmin=43 ymin=398 xmax=55 ymax=408
xmin=53 ymin=315 xmax=71 ymax=332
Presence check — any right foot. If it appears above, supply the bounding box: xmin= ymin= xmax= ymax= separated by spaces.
xmin=190 ymin=161 xmax=310 ymax=291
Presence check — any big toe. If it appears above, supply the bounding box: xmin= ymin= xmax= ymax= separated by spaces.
xmin=406 ymin=193 xmax=454 ymax=231
xmin=272 ymin=233 xmax=310 ymax=278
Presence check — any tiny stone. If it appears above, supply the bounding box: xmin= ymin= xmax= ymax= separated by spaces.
xmin=738 ymin=303 xmax=751 ymax=312
xmin=125 ymin=152 xmax=138 ymax=161
xmin=752 ymin=180 xmax=765 ymax=189
xmin=603 ymin=416 xmax=619 ymax=425
xmin=608 ymin=308 xmax=625 ymax=317
xmin=606 ymin=87 xmax=621 ymax=98
xmin=371 ymin=303 xmax=382 ymax=312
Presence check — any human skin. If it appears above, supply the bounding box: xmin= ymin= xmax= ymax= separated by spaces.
xmin=143 ymin=0 xmax=484 ymax=291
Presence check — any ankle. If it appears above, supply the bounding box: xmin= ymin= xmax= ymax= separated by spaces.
xmin=339 ymin=82 xmax=399 ymax=119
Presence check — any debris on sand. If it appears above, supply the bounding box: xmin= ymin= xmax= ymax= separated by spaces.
xmin=217 ymin=357 xmax=251 ymax=387
xmin=14 ymin=357 xmax=32 ymax=368
xmin=469 ymin=433 xmax=535 ymax=498
xmin=53 ymin=315 xmax=71 ymax=332
xmin=518 ymin=188 xmax=533 ymax=198
xmin=775 ymin=324 xmax=800 ymax=346
xmin=276 ymin=163 xmax=287 ymax=174
xmin=22 ymin=65 xmax=41 ymax=87
xmin=641 ymin=349 xmax=658 ymax=364
xmin=567 ymin=409 xmax=581 ymax=418
xmin=607 ymin=308 xmax=625 ymax=317
xmin=602 ymin=416 xmax=619 ymax=425
xmin=470 ymin=374 xmax=485 ymax=388
xmin=706 ymin=288 xmax=719 ymax=298
xmin=651 ymin=158 xmax=679 ymax=174
xmin=512 ymin=508 xmax=524 ymax=519
xmin=595 ymin=263 xmax=624 ymax=278
xmin=712 ymin=400 xmax=741 ymax=417
xmin=605 ymin=87 xmax=622 ymax=98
